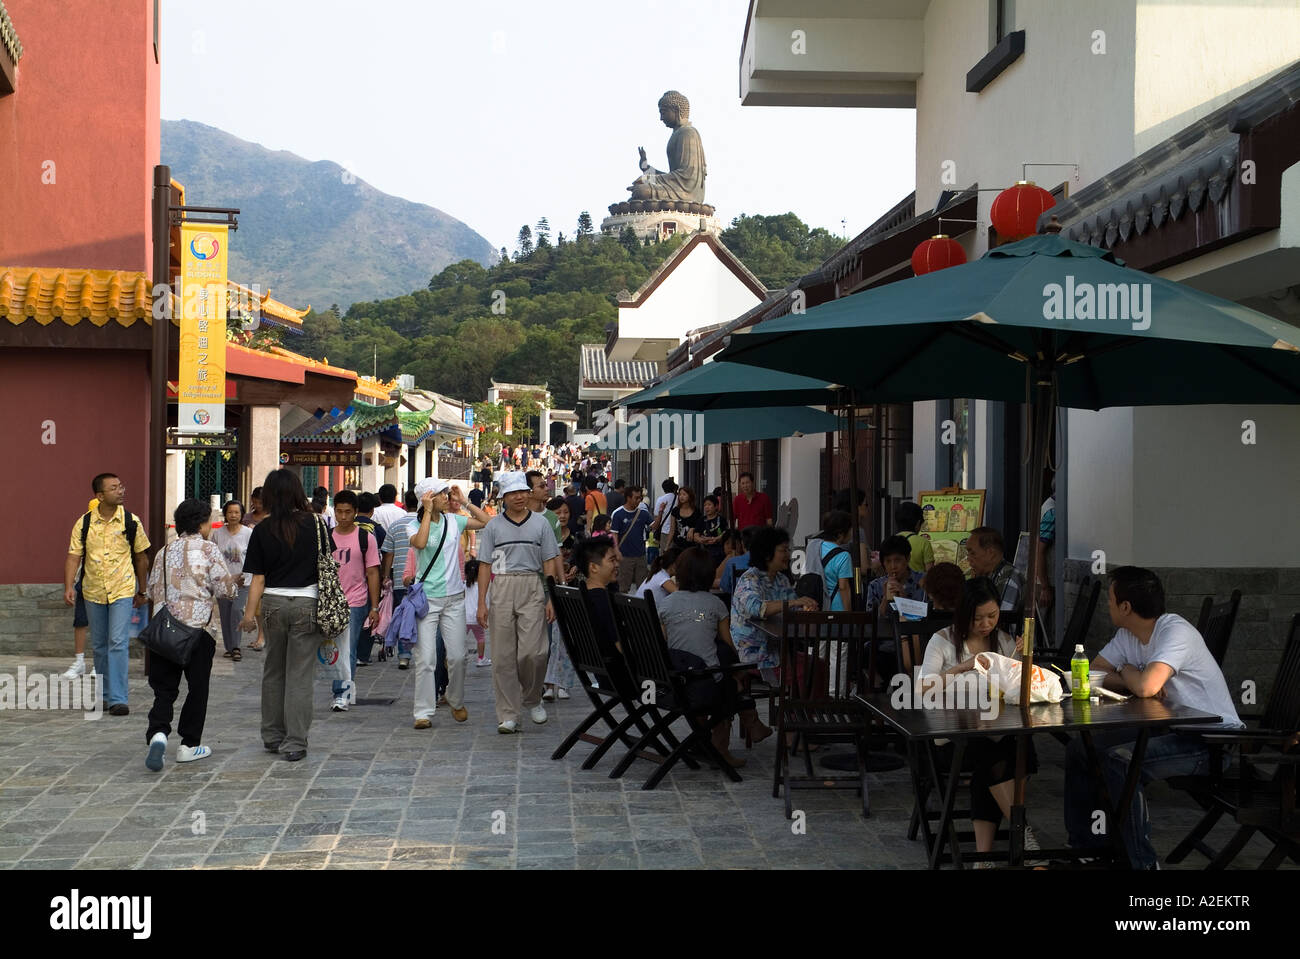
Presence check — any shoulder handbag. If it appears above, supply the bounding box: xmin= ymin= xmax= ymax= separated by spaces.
xmin=137 ymin=541 xmax=207 ymax=666
xmin=314 ymin=515 xmax=350 ymax=637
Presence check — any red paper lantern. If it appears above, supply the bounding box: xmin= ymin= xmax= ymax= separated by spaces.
xmin=990 ymin=180 xmax=1056 ymax=241
xmin=911 ymin=235 xmax=967 ymax=275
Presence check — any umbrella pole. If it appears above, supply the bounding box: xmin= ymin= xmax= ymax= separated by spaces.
xmin=847 ymin=396 xmax=862 ymax=603
xmin=1014 ymin=366 xmax=1054 ymax=809
xmin=721 ymin=441 xmax=734 ymax=528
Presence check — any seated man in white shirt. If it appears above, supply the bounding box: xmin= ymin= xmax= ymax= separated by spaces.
xmin=1064 ymin=566 xmax=1243 ymax=869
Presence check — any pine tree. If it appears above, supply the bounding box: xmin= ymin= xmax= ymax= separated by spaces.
xmin=535 ymin=217 xmax=551 ymax=245
xmin=577 ymin=211 xmax=594 ymax=237
xmin=516 ymin=225 xmax=533 ymax=259
xmin=499 ymin=246 xmax=509 ymax=264
xmin=619 ymin=225 xmax=639 ymax=254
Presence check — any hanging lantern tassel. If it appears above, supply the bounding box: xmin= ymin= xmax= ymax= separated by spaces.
xmin=911 ymin=235 xmax=967 ymax=275
xmin=990 ymin=181 xmax=1057 ymax=242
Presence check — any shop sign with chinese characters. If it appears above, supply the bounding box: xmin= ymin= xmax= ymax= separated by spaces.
xmin=178 ymin=223 xmax=229 ymax=433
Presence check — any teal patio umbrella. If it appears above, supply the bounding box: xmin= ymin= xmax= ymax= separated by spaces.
xmin=619 ymin=361 xmax=842 ymax=411
xmin=718 ymin=232 xmax=1300 ymax=715
xmin=594 ymin=405 xmax=843 ymax=448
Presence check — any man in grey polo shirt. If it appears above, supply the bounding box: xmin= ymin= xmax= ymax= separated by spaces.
xmin=476 ymin=472 xmax=563 ymax=733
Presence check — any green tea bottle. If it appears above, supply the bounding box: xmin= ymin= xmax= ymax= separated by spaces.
xmin=1071 ymin=644 xmax=1090 ymax=701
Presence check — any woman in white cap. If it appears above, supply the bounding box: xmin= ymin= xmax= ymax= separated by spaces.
xmin=474 ymin=471 xmax=563 ymax=733
xmin=409 ymin=477 xmax=492 ymax=729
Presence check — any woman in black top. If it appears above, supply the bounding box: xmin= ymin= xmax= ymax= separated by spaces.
xmin=240 ymin=469 xmax=335 ymax=762
xmin=670 ymin=486 xmax=705 ymax=547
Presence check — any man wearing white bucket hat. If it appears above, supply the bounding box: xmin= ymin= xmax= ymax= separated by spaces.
xmin=476 ymin=471 xmax=562 ymax=733
xmin=409 ymin=477 xmax=491 ymax=729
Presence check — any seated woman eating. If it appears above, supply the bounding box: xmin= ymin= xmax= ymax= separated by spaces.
xmin=659 ymin=547 xmax=772 ymax=765
xmin=919 ymin=578 xmax=1042 ymax=864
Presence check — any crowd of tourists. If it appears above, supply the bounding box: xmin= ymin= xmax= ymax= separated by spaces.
xmin=61 ymin=463 xmax=1239 ymax=870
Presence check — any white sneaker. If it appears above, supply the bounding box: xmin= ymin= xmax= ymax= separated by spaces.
xmin=331 ymin=697 xmax=349 ymax=712
xmin=63 ymin=657 xmax=86 ymax=679
xmin=1023 ymin=825 xmax=1047 ymax=868
xmin=556 ymin=687 xmax=570 ymax=700
xmin=476 ymin=657 xmax=492 ymax=667
xmin=176 ymin=744 xmax=211 ymax=763
xmin=145 ymin=732 xmax=166 ymax=771
xmin=529 ymin=704 xmax=548 ymax=725
xmin=497 ymin=720 xmax=519 ymax=734
xmin=542 ymin=688 xmax=556 ymax=702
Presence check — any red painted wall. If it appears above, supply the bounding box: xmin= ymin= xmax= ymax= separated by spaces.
xmin=0 ymin=0 xmax=160 ymax=273
xmin=0 ymin=349 xmax=152 ymax=584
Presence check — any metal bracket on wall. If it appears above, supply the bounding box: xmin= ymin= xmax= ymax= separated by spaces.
xmin=168 ymin=204 xmax=240 ymax=229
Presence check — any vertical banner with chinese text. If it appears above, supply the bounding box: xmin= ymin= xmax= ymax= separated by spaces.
xmin=178 ymin=223 xmax=228 ymax=433
xmin=504 ymin=404 xmax=513 ymax=436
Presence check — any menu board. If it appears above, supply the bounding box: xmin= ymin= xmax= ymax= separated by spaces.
xmin=916 ymin=489 xmax=986 ymax=574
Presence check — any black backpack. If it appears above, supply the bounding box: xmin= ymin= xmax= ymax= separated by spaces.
xmin=813 ymin=544 xmax=853 ymax=607
xmin=78 ymin=509 xmax=140 ymax=582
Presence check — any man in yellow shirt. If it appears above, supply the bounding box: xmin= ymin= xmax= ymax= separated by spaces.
xmin=64 ymin=473 xmax=151 ymax=715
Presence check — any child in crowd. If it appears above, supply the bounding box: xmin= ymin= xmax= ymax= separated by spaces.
xmin=465 ymin=558 xmax=490 ymax=666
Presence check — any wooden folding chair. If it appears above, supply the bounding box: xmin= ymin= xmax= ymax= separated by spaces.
xmin=771 ymin=607 xmax=874 ymax=819
xmin=606 ymin=591 xmax=751 ymax=790
xmin=1167 ymin=611 xmax=1300 ymax=866
xmin=546 ymin=579 xmax=676 ymax=773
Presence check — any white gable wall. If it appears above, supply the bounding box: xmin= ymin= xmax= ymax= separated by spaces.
xmin=619 ymin=242 xmax=763 ymax=345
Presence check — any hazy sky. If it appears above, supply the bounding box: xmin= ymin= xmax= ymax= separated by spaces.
xmin=161 ymin=0 xmax=916 ymax=252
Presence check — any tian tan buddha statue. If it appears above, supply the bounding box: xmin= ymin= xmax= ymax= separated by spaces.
xmin=628 ymin=91 xmax=706 ymax=204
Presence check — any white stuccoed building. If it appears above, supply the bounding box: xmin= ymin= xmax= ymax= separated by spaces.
xmin=735 ymin=0 xmax=1300 ymax=691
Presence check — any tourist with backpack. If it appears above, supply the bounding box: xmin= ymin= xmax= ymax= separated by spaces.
xmin=582 ymin=474 xmax=607 ymax=529
xmin=327 ymin=490 xmax=381 ymax=712
xmin=63 ymin=473 xmax=150 ymax=716
xmin=818 ymin=511 xmax=856 ymax=612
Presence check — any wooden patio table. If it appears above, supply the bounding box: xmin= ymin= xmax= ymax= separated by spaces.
xmin=855 ymin=690 xmax=1222 ymax=869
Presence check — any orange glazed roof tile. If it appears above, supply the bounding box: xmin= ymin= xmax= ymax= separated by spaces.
xmin=0 ymin=267 xmax=159 ymax=328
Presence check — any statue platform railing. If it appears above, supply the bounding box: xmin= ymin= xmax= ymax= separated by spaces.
xmin=607 ymin=199 xmax=715 ymax=217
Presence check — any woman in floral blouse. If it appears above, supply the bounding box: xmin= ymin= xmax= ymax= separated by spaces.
xmin=730 ymin=527 xmax=818 ymax=677
xmin=143 ymin=498 xmax=238 ymax=771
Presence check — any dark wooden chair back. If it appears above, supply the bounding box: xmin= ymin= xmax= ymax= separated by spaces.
xmin=608 ymin=591 xmax=678 ymax=708
xmin=548 ymin=579 xmax=633 ymax=697
xmin=778 ymin=607 xmax=873 ymax=703
xmin=1263 ymin=613 xmax=1300 ymax=734
xmin=548 ymin=580 xmax=604 ymax=676
xmin=895 ymin=613 xmax=955 ymax=678
xmin=1197 ymin=589 xmax=1242 ymax=667
xmin=1055 ymin=577 xmax=1101 ymax=660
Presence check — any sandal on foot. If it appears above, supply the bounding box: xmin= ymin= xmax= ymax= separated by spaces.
xmin=231 ymin=648 xmax=242 ymax=661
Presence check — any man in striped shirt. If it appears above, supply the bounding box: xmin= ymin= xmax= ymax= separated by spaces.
xmin=476 ymin=472 xmax=562 ymax=734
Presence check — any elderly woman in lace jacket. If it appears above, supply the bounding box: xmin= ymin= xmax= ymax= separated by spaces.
xmin=143 ymin=498 xmax=238 ymax=772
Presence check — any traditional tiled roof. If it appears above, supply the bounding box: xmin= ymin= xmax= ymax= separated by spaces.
xmin=581 ymin=342 xmax=661 ymax=388
xmin=1045 ymin=58 xmax=1300 ymax=254
xmin=268 ymin=347 xmax=364 ymax=383
xmin=398 ymin=409 xmax=435 ymax=445
xmin=1 ymin=267 xmax=156 ymax=327
xmin=0 ymin=2 xmax=23 ymax=64
xmin=281 ymin=401 xmax=401 ymax=444
xmin=228 ymin=280 xmax=310 ymax=331
xmin=353 ymin=375 xmax=396 ymax=401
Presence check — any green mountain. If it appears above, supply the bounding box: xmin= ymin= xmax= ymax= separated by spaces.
xmin=300 ymin=213 xmax=845 ymax=413
xmin=161 ymin=119 xmax=497 ymax=310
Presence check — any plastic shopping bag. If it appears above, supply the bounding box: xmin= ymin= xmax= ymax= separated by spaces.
xmin=973 ymin=651 xmax=1064 ymax=705
xmin=317 ymin=635 xmax=349 ymax=684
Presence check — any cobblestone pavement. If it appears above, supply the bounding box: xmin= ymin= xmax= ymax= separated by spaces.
xmin=0 ymin=653 xmax=1288 ymax=870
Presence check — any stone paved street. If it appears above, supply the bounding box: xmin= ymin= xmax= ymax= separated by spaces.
xmin=0 ymin=652 xmax=1289 ymax=870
